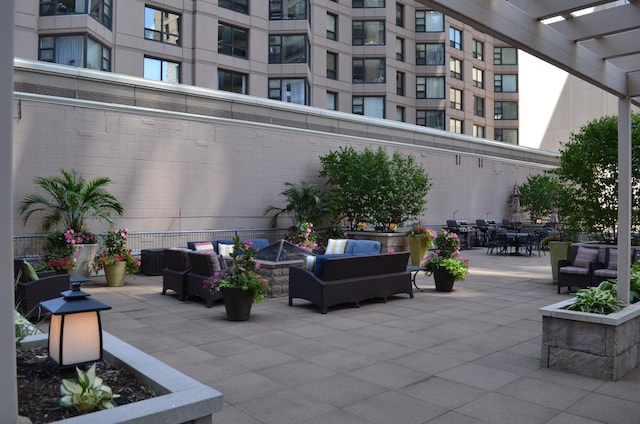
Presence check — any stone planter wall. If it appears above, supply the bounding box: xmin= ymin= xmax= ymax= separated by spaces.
xmin=20 ymin=331 xmax=223 ymax=423
xmin=347 ymin=231 xmax=409 ymax=254
xmin=540 ymin=299 xmax=640 ymax=381
xmin=256 ymin=259 xmax=302 ymax=298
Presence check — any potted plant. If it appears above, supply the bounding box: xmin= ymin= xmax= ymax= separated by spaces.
xmin=422 ymin=229 xmax=469 ymax=292
xmin=92 ymin=228 xmax=139 ymax=287
xmin=406 ymin=224 xmax=437 ymax=266
xmin=285 ymin=222 xmax=319 ymax=252
xmin=204 ymin=236 xmax=268 ymax=321
xmin=19 ymin=169 xmax=124 ymax=278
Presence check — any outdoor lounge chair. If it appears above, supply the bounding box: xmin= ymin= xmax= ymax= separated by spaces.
xmin=186 ymin=251 xmax=224 ymax=308
xmin=162 ymin=248 xmax=191 ymax=300
xmin=557 ymin=245 xmax=602 ymax=294
xmin=14 ymin=259 xmax=70 ymax=320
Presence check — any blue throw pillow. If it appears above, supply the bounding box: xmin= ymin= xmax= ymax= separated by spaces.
xmin=345 ymin=240 xmax=381 ymax=254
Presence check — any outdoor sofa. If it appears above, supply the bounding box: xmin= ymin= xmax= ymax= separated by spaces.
xmin=289 ymin=251 xmax=412 ymax=314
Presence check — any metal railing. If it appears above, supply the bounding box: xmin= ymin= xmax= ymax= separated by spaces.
xmin=14 ymin=228 xmax=291 ymax=258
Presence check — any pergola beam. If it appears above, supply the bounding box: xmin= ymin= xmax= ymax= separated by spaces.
xmin=507 ymin=0 xmax=614 ymax=20
xmin=549 ymin=3 xmax=640 ymax=42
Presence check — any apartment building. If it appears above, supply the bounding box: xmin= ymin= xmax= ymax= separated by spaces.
xmin=15 ymin=0 xmax=519 ymax=143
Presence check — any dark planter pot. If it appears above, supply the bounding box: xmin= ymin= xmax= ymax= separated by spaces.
xmin=433 ymin=267 xmax=455 ymax=292
xmin=222 ymin=287 xmax=254 ymax=321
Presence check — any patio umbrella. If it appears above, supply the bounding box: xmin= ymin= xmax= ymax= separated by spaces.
xmin=550 ymin=205 xmax=559 ymax=228
xmin=511 ymin=183 xmax=523 ymax=228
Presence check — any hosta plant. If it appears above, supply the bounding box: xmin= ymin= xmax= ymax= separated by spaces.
xmin=566 ymin=281 xmax=624 ymax=314
xmin=60 ymin=364 xmax=120 ymax=413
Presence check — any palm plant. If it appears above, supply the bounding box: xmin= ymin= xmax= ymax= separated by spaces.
xmin=264 ymin=181 xmax=328 ymax=227
xmin=19 ymin=168 xmax=124 ymax=233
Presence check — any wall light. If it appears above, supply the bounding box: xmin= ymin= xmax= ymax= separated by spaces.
xmin=39 ymin=283 xmax=112 ymax=368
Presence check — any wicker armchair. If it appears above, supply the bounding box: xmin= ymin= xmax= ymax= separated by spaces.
xmin=557 ymin=246 xmax=602 ymax=294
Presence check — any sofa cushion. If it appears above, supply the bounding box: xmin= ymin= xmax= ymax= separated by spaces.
xmin=218 ymin=243 xmax=235 ymax=258
xmin=303 ymin=254 xmax=316 ymax=271
xmin=325 ymin=239 xmax=347 ymax=254
xmin=344 ymin=239 xmax=381 ymax=255
xmin=23 ymin=261 xmax=39 ymax=282
xmin=573 ymin=246 xmax=599 ymax=269
xmin=194 ymin=242 xmax=215 ymax=253
xmin=608 ymin=248 xmax=618 ymax=270
xmin=249 ymin=238 xmax=270 ymax=251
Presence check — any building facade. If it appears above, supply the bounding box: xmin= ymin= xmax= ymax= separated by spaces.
xmin=15 ymin=0 xmax=520 ymax=144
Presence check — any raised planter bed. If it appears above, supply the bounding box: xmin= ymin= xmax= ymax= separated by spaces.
xmin=540 ymin=299 xmax=640 ymax=381
xmin=20 ymin=331 xmax=223 ymax=423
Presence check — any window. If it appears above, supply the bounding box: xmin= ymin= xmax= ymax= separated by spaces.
xmin=415 ymin=10 xmax=444 ymax=32
xmin=269 ymin=34 xmax=308 ymax=64
xmin=449 ymin=27 xmax=462 ymax=50
xmin=473 ymin=39 xmax=484 ymax=61
xmin=144 ymin=56 xmax=180 ymax=83
xmin=494 ymin=47 xmax=517 ymax=65
xmin=494 ymin=101 xmax=518 ymax=120
xmin=219 ymin=0 xmax=249 ymax=14
xmin=144 ymin=6 xmax=180 ymax=45
xmin=352 ymin=21 xmax=385 ymax=45
xmin=396 ymin=3 xmax=404 ymax=27
xmin=449 ymin=118 xmax=463 ymax=134
xmin=218 ymin=23 xmax=248 ymax=58
xmin=326 ymin=13 xmax=337 ymax=40
xmin=40 ymin=0 xmax=112 ymax=28
xmin=416 ymin=43 xmax=444 ymax=65
xmin=353 ymin=0 xmax=385 ymax=8
xmin=218 ymin=69 xmax=248 ymax=94
xmin=396 ymin=71 xmax=405 ymax=96
xmin=352 ymin=58 xmax=385 ymax=83
xmin=494 ymin=74 xmax=518 ymax=92
xmin=396 ymin=106 xmax=405 ymax=122
xmin=472 ymin=67 xmax=484 ymax=88
xmin=270 ymin=0 xmax=307 ymax=20
xmin=495 ymin=128 xmax=518 ymax=144
xmin=39 ymin=34 xmax=111 ymax=71
xmin=450 ymin=57 xmax=462 ymax=79
xmin=450 ymin=88 xmax=462 ymax=110
xmin=416 ymin=110 xmax=445 ymax=129
xmin=269 ymin=78 xmax=309 ymax=105
xmin=473 ymin=96 xmax=485 ymax=117
xmin=473 ymin=124 xmax=485 ymax=138
xmin=327 ymin=91 xmax=337 ymax=110
xmin=327 ymin=52 xmax=337 ymax=79
xmin=352 ymin=96 xmax=385 ymax=118
xmin=416 ymin=76 xmax=444 ymax=99
xmin=396 ymin=38 xmax=404 ymax=61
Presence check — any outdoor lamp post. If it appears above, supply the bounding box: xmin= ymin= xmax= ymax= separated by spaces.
xmin=39 ymin=282 xmax=112 ymax=368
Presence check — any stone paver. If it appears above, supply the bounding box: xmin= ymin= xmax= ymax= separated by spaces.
xmin=81 ymin=247 xmax=640 ymax=423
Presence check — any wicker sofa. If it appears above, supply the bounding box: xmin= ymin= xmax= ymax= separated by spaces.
xmin=288 ymin=251 xmax=412 ymax=314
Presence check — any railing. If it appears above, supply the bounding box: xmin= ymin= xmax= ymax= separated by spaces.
xmin=14 ymin=228 xmax=291 ymax=258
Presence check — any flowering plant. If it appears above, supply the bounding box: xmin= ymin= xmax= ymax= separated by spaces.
xmin=204 ymin=236 xmax=268 ymax=303
xmin=422 ymin=229 xmax=469 ymax=282
xmin=91 ymin=228 xmax=139 ymax=275
xmin=41 ymin=230 xmax=77 ymax=272
xmin=406 ymin=224 xmax=437 ymax=243
xmin=46 ymin=256 xmax=77 ymax=272
xmin=63 ymin=228 xmax=96 ymax=245
xmin=286 ymin=222 xmax=318 ymax=252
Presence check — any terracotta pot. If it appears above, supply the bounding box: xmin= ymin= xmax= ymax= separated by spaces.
xmin=104 ymin=261 xmax=126 ymax=287
xmin=221 ymin=287 xmax=254 ymax=321
xmin=433 ymin=267 xmax=455 ymax=292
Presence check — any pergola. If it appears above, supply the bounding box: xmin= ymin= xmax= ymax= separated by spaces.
xmin=419 ymin=0 xmax=640 ymax=302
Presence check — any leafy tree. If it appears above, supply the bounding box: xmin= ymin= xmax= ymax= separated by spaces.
xmin=319 ymin=146 xmax=431 ymax=230
xmin=19 ymin=168 xmax=124 ymax=233
xmin=550 ymin=113 xmax=640 ymax=239
xmin=264 ymin=181 xmax=328 ymax=227
xmin=518 ymin=174 xmax=564 ymax=223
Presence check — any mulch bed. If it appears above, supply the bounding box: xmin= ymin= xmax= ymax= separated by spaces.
xmin=17 ymin=347 xmax=155 ymax=423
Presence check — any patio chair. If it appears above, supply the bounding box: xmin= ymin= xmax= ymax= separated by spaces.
xmin=14 ymin=259 xmax=70 ymax=320
xmin=557 ymin=246 xmax=602 ymax=294
xmin=186 ymin=251 xmax=224 ymax=308
xmin=162 ymin=248 xmax=191 ymax=300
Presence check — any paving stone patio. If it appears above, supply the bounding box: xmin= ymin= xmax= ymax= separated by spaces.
xmin=82 ymin=247 xmax=640 ymax=424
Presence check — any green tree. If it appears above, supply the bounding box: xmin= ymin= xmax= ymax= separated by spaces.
xmin=518 ymin=174 xmax=564 ymax=223
xmin=19 ymin=168 xmax=124 ymax=233
xmin=550 ymin=113 xmax=640 ymax=238
xmin=319 ymin=146 xmax=431 ymax=230
xmin=264 ymin=181 xmax=328 ymax=227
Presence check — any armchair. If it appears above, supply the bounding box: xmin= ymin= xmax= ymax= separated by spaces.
xmin=557 ymin=246 xmax=602 ymax=294
xmin=162 ymin=248 xmax=191 ymax=300
xmin=14 ymin=259 xmax=70 ymax=320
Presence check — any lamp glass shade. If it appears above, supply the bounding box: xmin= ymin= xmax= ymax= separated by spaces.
xmin=48 ymin=311 xmax=102 ymax=367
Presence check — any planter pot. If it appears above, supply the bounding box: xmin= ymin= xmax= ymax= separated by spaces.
xmin=433 ymin=267 xmax=455 ymax=292
xmin=408 ymin=235 xmax=430 ymax=266
xmin=222 ymin=287 xmax=254 ymax=321
xmin=548 ymin=241 xmax=572 ymax=282
xmin=104 ymin=262 xmax=127 ymax=287
xmin=540 ymin=299 xmax=640 ymax=381
xmin=69 ymin=243 xmax=99 ymax=280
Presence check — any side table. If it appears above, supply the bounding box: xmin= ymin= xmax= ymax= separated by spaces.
xmin=407 ymin=265 xmax=426 ymax=292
